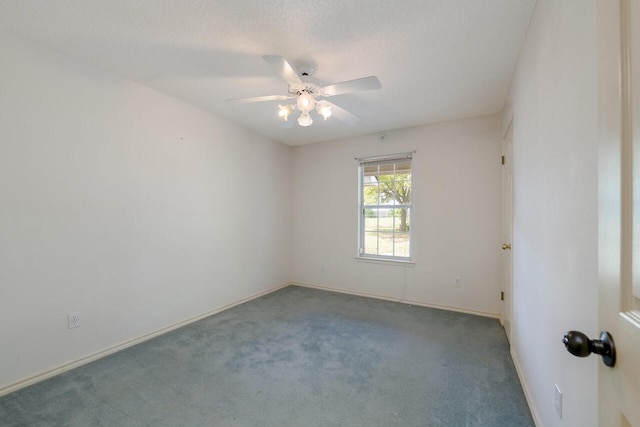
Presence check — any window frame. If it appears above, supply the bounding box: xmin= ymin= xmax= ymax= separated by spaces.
xmin=357 ymin=152 xmax=413 ymax=262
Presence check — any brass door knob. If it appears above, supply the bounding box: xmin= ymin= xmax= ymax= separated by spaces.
xmin=502 ymin=244 xmax=511 ymax=250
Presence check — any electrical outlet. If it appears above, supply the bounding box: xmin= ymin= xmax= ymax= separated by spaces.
xmin=554 ymin=384 xmax=562 ymax=419
xmin=454 ymin=277 xmax=462 ymax=287
xmin=68 ymin=312 xmax=80 ymax=329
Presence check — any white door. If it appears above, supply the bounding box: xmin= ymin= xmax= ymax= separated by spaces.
xmin=598 ymin=1 xmax=640 ymax=425
xmin=501 ymin=121 xmax=513 ymax=343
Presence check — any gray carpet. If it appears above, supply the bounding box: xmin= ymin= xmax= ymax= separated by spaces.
xmin=0 ymin=285 xmax=534 ymax=426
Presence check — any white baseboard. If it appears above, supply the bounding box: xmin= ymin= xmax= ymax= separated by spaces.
xmin=0 ymin=282 xmax=289 ymax=397
xmin=510 ymin=346 xmax=542 ymax=427
xmin=290 ymin=281 xmax=500 ymax=319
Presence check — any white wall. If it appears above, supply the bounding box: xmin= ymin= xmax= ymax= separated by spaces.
xmin=0 ymin=30 xmax=291 ymax=391
xmin=504 ymin=1 xmax=599 ymax=425
xmin=290 ymin=114 xmax=503 ymax=316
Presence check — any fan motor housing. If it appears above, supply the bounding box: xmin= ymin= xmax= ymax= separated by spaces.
xmin=291 ymin=85 xmax=323 ymax=97
xmin=289 ymin=73 xmax=324 ymax=97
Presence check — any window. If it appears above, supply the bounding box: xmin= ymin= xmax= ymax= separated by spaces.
xmin=358 ymin=153 xmax=412 ymax=260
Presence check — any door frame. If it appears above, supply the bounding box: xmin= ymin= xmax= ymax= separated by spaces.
xmin=501 ymin=118 xmax=514 ymax=343
xmin=597 ymin=0 xmax=640 ymax=425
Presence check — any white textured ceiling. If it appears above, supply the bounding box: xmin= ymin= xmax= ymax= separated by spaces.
xmin=0 ymin=0 xmax=535 ymax=146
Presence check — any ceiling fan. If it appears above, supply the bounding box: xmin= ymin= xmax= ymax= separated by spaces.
xmin=226 ymin=55 xmax=382 ymax=127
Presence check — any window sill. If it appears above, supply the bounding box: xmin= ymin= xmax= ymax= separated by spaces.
xmin=355 ymin=256 xmax=415 ymax=267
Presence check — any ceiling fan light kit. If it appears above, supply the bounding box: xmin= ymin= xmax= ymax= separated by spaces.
xmin=279 ymin=96 xmax=332 ymax=126
xmin=316 ymin=101 xmax=332 ymax=120
xmin=278 ymin=104 xmax=295 ymax=121
xmin=297 ymin=112 xmax=313 ymax=127
xmin=227 ymin=55 xmax=381 ymax=128
xmin=296 ymin=90 xmax=315 ymax=113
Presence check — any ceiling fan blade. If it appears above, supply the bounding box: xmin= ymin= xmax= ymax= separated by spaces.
xmin=326 ymin=101 xmax=361 ymax=126
xmin=322 ymin=76 xmax=382 ymax=97
xmin=226 ymin=94 xmax=293 ymax=105
xmin=262 ymin=55 xmax=303 ymax=86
